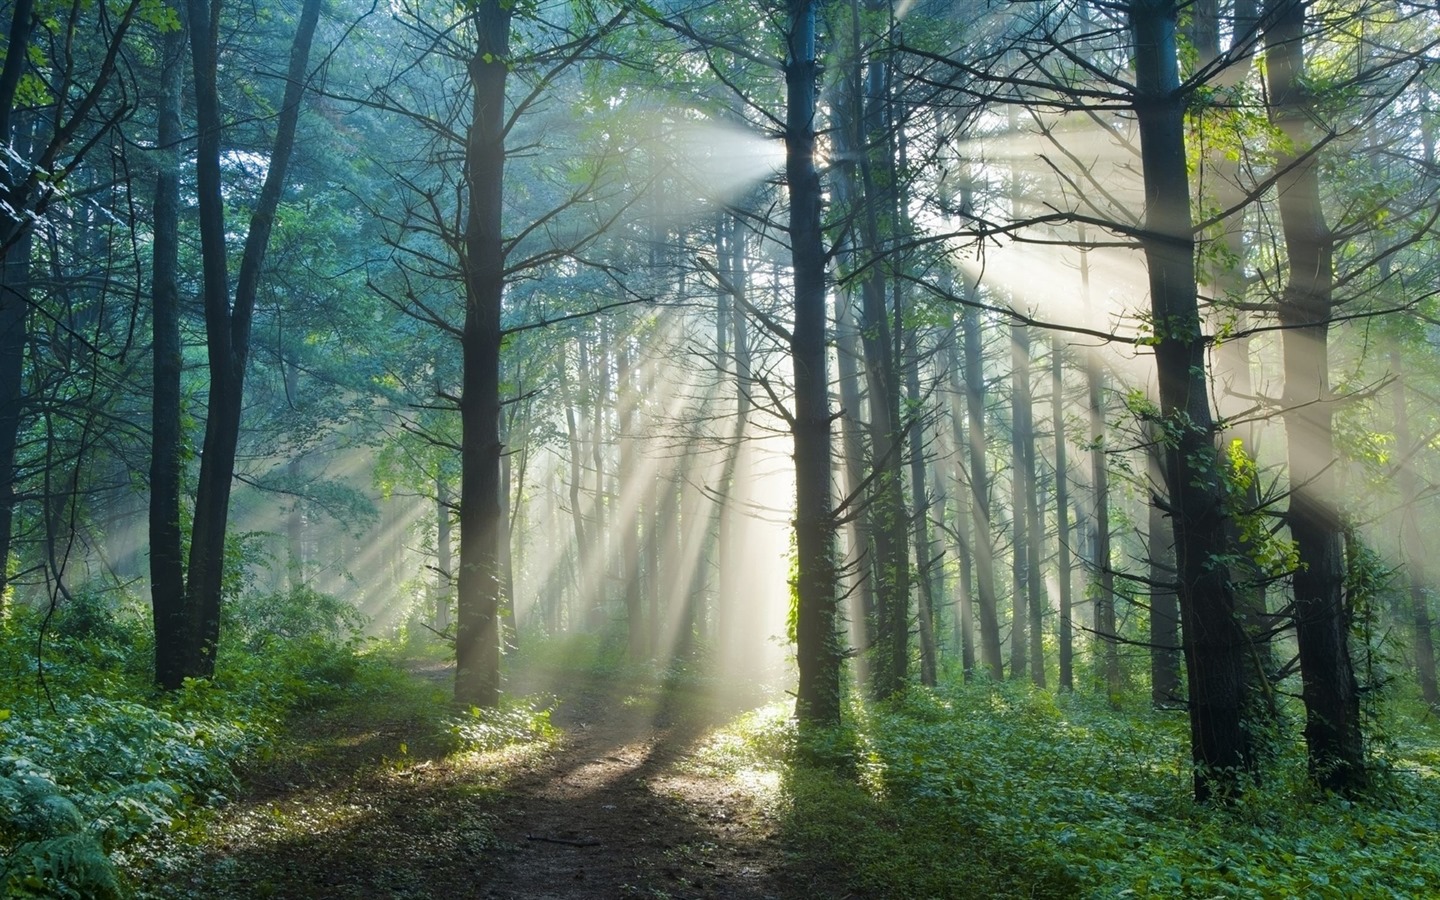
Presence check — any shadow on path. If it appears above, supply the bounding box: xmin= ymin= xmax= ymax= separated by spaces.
xmin=145 ymin=663 xmax=782 ymax=900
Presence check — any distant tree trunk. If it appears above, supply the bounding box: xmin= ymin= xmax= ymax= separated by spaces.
xmin=1008 ymin=326 xmax=1030 ymax=681
xmin=1129 ymin=0 xmax=1255 ymax=802
xmin=717 ymin=214 xmax=757 ymax=675
xmin=453 ymin=0 xmax=513 ymax=707
xmin=1265 ymin=0 xmax=1364 ymax=792
xmin=499 ymin=449 xmax=517 ymax=650
xmin=835 ymin=286 xmax=876 ymax=684
xmin=181 ymin=0 xmax=322 ymax=678
xmin=1148 ymin=440 xmax=1181 ymax=706
xmin=787 ymin=0 xmax=841 ymax=727
xmin=1051 ymin=337 xmax=1074 ymax=691
xmin=1086 ymin=352 xmax=1119 ymax=698
xmin=906 ymin=329 xmax=939 ymax=687
xmin=1393 ymin=351 xmax=1440 ymax=709
xmin=619 ymin=343 xmax=645 ymax=662
xmin=436 ymin=471 xmax=452 ymax=632
xmin=831 ymin=0 xmax=872 ymax=683
xmin=945 ymin=332 xmax=977 ymax=679
xmin=960 ymin=265 xmax=1004 ymax=679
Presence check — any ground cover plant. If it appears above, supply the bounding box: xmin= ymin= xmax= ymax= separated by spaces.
xmin=0 ymin=589 xmax=433 ymax=897
xmin=692 ymin=678 xmax=1440 ymax=899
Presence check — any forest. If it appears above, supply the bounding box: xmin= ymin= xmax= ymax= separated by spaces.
xmin=3 ymin=0 xmax=1440 ymax=894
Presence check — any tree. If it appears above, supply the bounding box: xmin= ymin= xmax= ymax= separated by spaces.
xmin=1263 ymin=0 xmax=1364 ymax=791
xmin=149 ymin=0 xmax=324 ymax=685
xmin=786 ymin=0 xmax=841 ymax=726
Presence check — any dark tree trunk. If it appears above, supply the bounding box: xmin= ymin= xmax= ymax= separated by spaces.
xmin=1264 ymin=0 xmax=1364 ymax=792
xmin=183 ymin=0 xmax=322 ymax=677
xmin=1129 ymin=0 xmax=1255 ymax=802
xmin=787 ymin=0 xmax=840 ymax=727
xmin=0 ymin=0 xmax=37 ymax=603
xmin=454 ymin=0 xmax=513 ymax=707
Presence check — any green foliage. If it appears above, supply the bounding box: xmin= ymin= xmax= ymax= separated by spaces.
xmin=704 ymin=682 xmax=1440 ymax=898
xmin=0 ymin=589 xmax=379 ymax=898
xmin=448 ymin=697 xmax=557 ymax=753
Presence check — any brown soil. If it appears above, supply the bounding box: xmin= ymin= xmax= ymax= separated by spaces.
xmin=143 ymin=663 xmax=784 ymax=899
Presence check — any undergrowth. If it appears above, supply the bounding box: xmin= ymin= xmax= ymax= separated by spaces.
xmin=695 ymin=680 xmax=1440 ymax=899
xmin=0 ymin=589 xmax=379 ymax=898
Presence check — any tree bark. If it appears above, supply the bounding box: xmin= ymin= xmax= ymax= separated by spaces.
xmin=183 ymin=0 xmax=322 ymax=677
xmin=787 ymin=0 xmax=841 ymax=727
xmin=1264 ymin=0 xmax=1364 ymax=792
xmin=1129 ymin=0 xmax=1255 ymax=802
xmin=454 ymin=0 xmax=513 ymax=707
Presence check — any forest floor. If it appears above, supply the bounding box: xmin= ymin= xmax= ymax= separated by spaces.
xmin=140 ymin=656 xmax=787 ymax=899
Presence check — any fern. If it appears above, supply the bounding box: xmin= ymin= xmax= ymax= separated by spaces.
xmin=0 ymin=834 xmax=122 ymax=899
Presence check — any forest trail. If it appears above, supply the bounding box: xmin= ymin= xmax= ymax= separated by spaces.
xmin=146 ymin=660 xmax=784 ymax=899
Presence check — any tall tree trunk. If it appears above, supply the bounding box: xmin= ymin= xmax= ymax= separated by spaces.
xmin=835 ymin=287 xmax=876 ymax=685
xmin=182 ymin=0 xmax=322 ymax=677
xmin=0 ymin=0 xmax=36 ymax=602
xmin=787 ymin=0 xmax=840 ymax=727
xmin=148 ymin=34 xmax=185 ymax=654
xmin=1052 ymin=337 xmax=1075 ymax=691
xmin=1009 ymin=326 xmax=1030 ymax=681
xmin=1129 ymin=0 xmax=1255 ymax=802
xmin=454 ymin=0 xmax=513 ymax=707
xmin=1148 ymin=439 xmax=1181 ymax=705
xmin=960 ymin=269 xmax=1004 ymax=679
xmin=717 ymin=214 xmax=757 ymax=676
xmin=1083 ymin=243 xmax=1119 ymax=699
xmin=1264 ymin=0 xmax=1364 ymax=791
xmin=946 ymin=332 xmax=977 ymax=679
xmin=436 ymin=470 xmax=452 ymax=632
xmin=906 ymin=329 xmax=939 ymax=687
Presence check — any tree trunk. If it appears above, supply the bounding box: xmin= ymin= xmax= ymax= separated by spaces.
xmin=0 ymin=0 xmax=37 ymax=602
xmin=1148 ymin=440 xmax=1181 ymax=705
xmin=1009 ymin=326 xmax=1030 ymax=681
xmin=454 ymin=0 xmax=513 ymax=707
xmin=787 ymin=0 xmax=840 ymax=727
xmin=436 ymin=470 xmax=452 ymax=632
xmin=1129 ymin=0 xmax=1255 ymax=801
xmin=1052 ymin=337 xmax=1075 ymax=691
xmin=183 ymin=0 xmax=322 ymax=677
xmin=960 ymin=266 xmax=1004 ymax=679
xmin=945 ymin=332 xmax=977 ymax=679
xmin=906 ymin=329 xmax=939 ymax=687
xmin=1265 ymin=0 xmax=1364 ymax=792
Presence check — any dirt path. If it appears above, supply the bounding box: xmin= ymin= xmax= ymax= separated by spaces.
xmin=144 ymin=665 xmax=784 ymax=899
xmin=478 ymin=682 xmax=779 ymax=899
